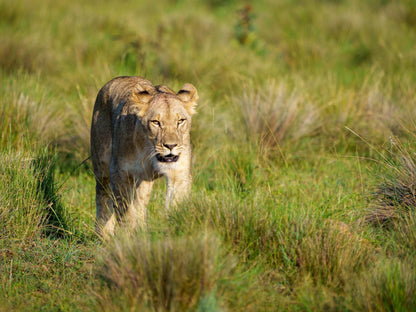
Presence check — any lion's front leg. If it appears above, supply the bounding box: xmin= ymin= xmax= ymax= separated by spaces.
xmin=111 ymin=173 xmax=153 ymax=230
xmin=111 ymin=173 xmax=135 ymax=227
xmin=165 ymin=171 xmax=192 ymax=210
xmin=95 ymin=177 xmax=116 ymax=237
xmin=131 ymin=180 xmax=154 ymax=228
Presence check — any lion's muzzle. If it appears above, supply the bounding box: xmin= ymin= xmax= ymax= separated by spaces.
xmin=156 ymin=143 xmax=180 ymax=162
xmin=156 ymin=153 xmax=179 ymax=162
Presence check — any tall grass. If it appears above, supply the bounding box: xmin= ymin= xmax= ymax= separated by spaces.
xmin=0 ymin=150 xmax=45 ymax=241
xmin=32 ymin=151 xmax=71 ymax=237
xmin=0 ymin=75 xmax=64 ymax=150
xmin=0 ymin=148 xmax=72 ymax=241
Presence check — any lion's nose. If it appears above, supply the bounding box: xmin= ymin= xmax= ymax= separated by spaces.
xmin=164 ymin=143 xmax=177 ymax=150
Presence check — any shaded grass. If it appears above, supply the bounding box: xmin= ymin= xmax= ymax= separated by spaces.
xmin=32 ymin=150 xmax=69 ymax=238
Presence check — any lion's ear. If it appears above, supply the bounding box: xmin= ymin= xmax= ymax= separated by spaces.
xmin=177 ymin=83 xmax=198 ymax=115
xmin=133 ymin=81 xmax=156 ymax=116
xmin=135 ymin=81 xmax=157 ymax=102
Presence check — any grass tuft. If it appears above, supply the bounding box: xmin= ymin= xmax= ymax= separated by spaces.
xmin=234 ymin=79 xmax=319 ymax=151
xmin=96 ymin=232 xmax=233 ymax=311
xmin=297 ymin=220 xmax=374 ymax=288
xmin=0 ymin=150 xmax=45 ymax=241
xmin=0 ymin=75 xmax=65 ymax=149
xmin=351 ymin=258 xmax=416 ymax=311
xmin=366 ymin=136 xmax=416 ymax=226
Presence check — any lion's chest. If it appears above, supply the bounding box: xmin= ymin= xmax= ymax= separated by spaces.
xmin=110 ymin=146 xmax=156 ymax=181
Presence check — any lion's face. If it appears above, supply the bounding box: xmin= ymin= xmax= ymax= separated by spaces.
xmin=132 ymin=82 xmax=198 ymax=166
xmin=143 ymin=94 xmax=192 ymax=163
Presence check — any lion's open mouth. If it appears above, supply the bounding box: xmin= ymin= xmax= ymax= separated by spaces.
xmin=156 ymin=153 xmax=179 ymax=163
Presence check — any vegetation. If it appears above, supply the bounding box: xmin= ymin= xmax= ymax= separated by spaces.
xmin=1 ymin=0 xmax=416 ymax=310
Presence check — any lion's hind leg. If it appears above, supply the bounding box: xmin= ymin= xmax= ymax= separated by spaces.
xmin=165 ymin=170 xmax=192 ymax=210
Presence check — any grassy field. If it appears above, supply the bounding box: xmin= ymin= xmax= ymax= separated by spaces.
xmin=1 ymin=0 xmax=416 ymax=310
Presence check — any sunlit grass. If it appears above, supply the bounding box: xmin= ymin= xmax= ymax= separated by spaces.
xmin=1 ymin=0 xmax=416 ymax=310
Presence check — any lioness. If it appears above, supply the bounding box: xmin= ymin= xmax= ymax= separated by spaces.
xmin=91 ymin=76 xmax=198 ymax=235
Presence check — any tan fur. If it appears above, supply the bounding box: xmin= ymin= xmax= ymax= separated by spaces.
xmin=90 ymin=76 xmax=198 ymax=236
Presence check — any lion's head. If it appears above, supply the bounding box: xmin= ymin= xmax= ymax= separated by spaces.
xmin=131 ymin=81 xmax=198 ymax=166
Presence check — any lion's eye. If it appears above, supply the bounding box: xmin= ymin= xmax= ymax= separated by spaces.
xmin=151 ymin=120 xmax=160 ymax=127
xmin=178 ymin=119 xmax=186 ymax=126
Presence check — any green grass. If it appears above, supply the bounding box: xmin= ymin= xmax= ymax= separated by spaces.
xmin=1 ymin=0 xmax=416 ymax=310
